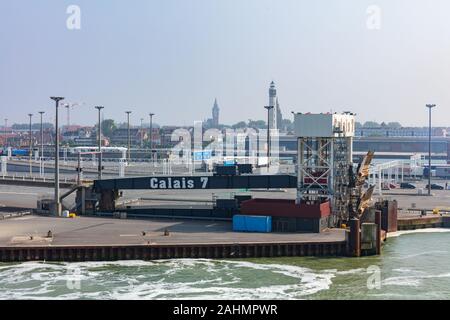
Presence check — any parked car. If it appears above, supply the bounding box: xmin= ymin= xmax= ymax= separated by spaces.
xmin=400 ymin=182 xmax=416 ymax=189
xmin=425 ymin=184 xmax=444 ymax=190
xmin=381 ymin=182 xmax=398 ymax=190
xmin=381 ymin=182 xmax=390 ymax=190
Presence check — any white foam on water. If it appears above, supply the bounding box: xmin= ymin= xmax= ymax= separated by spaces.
xmin=393 ymin=250 xmax=449 ymax=260
xmin=366 ymin=292 xmax=419 ymax=299
xmin=334 ymin=268 xmax=367 ymax=276
xmin=387 ymin=228 xmax=450 ymax=238
xmin=67 ymin=260 xmax=159 ymax=269
xmin=3 ymin=251 xmax=448 ymax=300
xmin=0 ymin=259 xmax=338 ymax=300
xmin=0 ymin=261 xmax=62 ymax=272
xmin=98 ymin=279 xmax=325 ymax=300
xmin=382 ymin=277 xmax=421 ymax=287
xmin=382 ymin=272 xmax=450 ymax=288
xmin=391 ymin=268 xmax=418 ymax=273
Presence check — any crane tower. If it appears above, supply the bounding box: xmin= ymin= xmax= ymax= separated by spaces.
xmin=294 ymin=112 xmax=355 ymax=224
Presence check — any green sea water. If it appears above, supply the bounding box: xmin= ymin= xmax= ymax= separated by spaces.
xmin=0 ymin=229 xmax=449 ymax=300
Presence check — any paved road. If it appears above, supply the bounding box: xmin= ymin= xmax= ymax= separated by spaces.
xmin=0 ymin=185 xmax=74 ymax=209
xmin=377 ymin=181 xmax=450 ymax=210
xmin=2 ymin=180 xmax=450 ymax=211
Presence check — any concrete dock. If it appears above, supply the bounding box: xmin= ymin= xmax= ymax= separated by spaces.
xmin=3 ymin=181 xmax=449 ymax=262
xmin=397 ymin=213 xmax=450 ymax=230
xmin=0 ymin=215 xmax=347 ymax=262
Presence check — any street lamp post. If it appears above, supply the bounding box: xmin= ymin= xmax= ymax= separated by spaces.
xmin=291 ymin=111 xmax=296 ymax=134
xmin=65 ymin=104 xmax=70 ymax=127
xmin=264 ymin=106 xmax=274 ymax=169
xmin=426 ymin=104 xmax=436 ymax=196
xmin=140 ymin=118 xmax=144 ymax=149
xmin=38 ymin=111 xmax=45 ymax=159
xmin=95 ymin=106 xmax=104 ymax=180
xmin=149 ymin=113 xmax=155 ymax=158
xmin=51 ymin=97 xmax=64 ymax=216
xmin=28 ymin=114 xmax=33 ymax=176
xmin=125 ymin=111 xmax=132 ymax=161
xmin=3 ymin=118 xmax=7 ymax=147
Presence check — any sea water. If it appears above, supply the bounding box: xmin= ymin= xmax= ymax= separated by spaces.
xmin=1 ymin=230 xmax=450 ymax=300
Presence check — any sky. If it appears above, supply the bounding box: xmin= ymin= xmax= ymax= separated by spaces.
xmin=1 ymin=0 xmax=450 ymax=127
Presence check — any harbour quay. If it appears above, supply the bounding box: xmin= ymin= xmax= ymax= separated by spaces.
xmin=0 ymin=215 xmax=347 ymax=263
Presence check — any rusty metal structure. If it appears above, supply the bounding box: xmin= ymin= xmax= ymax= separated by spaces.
xmin=352 ymin=150 xmax=375 ymax=219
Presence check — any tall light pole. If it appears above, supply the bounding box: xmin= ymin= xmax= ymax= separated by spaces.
xmin=51 ymin=97 xmax=64 ymax=216
xmin=3 ymin=118 xmax=7 ymax=147
xmin=38 ymin=111 xmax=45 ymax=159
xmin=426 ymin=104 xmax=436 ymax=196
xmin=95 ymin=106 xmax=104 ymax=180
xmin=126 ymin=111 xmax=132 ymax=161
xmin=28 ymin=113 xmax=33 ymax=176
xmin=65 ymin=104 xmax=70 ymax=128
xmin=140 ymin=118 xmax=144 ymax=149
xmin=264 ymin=106 xmax=274 ymax=169
xmin=291 ymin=111 xmax=296 ymax=133
xmin=149 ymin=113 xmax=155 ymax=151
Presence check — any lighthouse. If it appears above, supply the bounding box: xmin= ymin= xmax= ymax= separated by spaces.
xmin=268 ymin=81 xmax=277 ymax=130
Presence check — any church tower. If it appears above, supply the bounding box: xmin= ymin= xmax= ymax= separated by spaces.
xmin=212 ymin=98 xmax=220 ymax=127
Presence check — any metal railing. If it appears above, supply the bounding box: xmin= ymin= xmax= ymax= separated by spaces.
xmin=0 ymin=174 xmax=78 ymax=185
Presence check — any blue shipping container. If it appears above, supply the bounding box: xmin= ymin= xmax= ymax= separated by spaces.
xmin=233 ymin=215 xmax=272 ymax=233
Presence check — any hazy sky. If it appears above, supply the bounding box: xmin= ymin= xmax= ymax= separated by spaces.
xmin=1 ymin=0 xmax=450 ymax=127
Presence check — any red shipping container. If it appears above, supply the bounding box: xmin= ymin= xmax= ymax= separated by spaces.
xmin=240 ymin=199 xmax=331 ymax=219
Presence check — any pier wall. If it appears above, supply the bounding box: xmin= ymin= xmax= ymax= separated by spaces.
xmin=0 ymin=241 xmax=347 ymax=263
xmin=397 ymin=216 xmax=450 ymax=230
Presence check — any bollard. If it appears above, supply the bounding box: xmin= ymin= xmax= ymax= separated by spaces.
xmin=349 ymin=218 xmax=361 ymax=257
xmin=375 ymin=210 xmax=382 ymax=255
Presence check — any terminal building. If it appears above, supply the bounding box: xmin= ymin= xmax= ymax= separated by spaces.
xmin=278 ymin=135 xmax=450 ymax=163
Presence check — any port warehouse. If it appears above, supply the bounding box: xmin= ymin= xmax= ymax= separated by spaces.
xmin=277 ymin=136 xmax=450 ymax=162
xmin=422 ymin=165 xmax=450 ymax=179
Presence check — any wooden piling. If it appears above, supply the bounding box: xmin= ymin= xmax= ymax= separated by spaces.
xmin=349 ymin=218 xmax=361 ymax=257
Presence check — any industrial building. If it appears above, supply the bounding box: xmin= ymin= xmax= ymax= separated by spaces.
xmin=278 ymin=135 xmax=450 ymax=163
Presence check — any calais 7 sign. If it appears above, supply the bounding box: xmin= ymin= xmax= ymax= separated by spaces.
xmin=149 ymin=177 xmax=209 ymax=189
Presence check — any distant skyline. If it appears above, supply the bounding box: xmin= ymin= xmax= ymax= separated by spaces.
xmin=2 ymin=1 xmax=450 ymax=126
